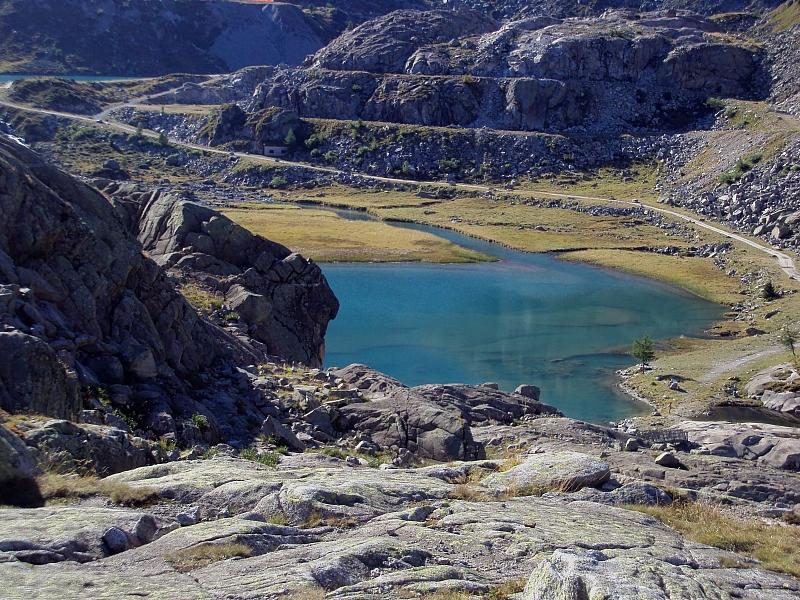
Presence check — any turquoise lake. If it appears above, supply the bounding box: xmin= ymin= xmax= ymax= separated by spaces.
xmin=322 ymin=221 xmax=723 ymax=423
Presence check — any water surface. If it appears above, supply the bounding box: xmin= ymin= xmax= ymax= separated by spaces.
xmin=322 ymin=219 xmax=723 ymax=423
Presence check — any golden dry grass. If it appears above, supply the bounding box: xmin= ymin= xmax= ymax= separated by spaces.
xmin=222 ymin=203 xmax=491 ymax=263
xmin=627 ymin=502 xmax=800 ymax=577
xmin=770 ymin=0 xmax=800 ymax=31
xmin=559 ymin=249 xmax=742 ymax=304
xmin=166 ymin=543 xmax=252 ymax=572
xmin=178 ymin=282 xmax=224 ymax=313
xmin=37 ymin=473 xmax=157 ymax=506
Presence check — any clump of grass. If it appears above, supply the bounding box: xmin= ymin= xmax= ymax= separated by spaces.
xmin=627 ymin=501 xmax=800 ymax=577
xmin=301 ymin=509 xmax=358 ymax=530
xmin=718 ymin=151 xmax=763 ymax=185
xmin=284 ymin=586 xmax=326 ymax=600
xmin=449 ymin=484 xmax=490 ymax=502
xmin=487 ymin=578 xmax=527 ymax=600
xmin=419 ymin=592 xmax=472 ymax=600
xmin=179 ymin=283 xmax=223 ymax=313
xmin=239 ymin=447 xmax=281 ymax=467
xmin=165 ymin=542 xmax=252 ymax=572
xmin=37 ymin=473 xmax=157 ymax=506
xmin=158 ymin=437 xmax=178 ymax=452
xmin=266 ymin=513 xmax=288 ymax=526
xmin=201 ymin=448 xmax=218 ymax=460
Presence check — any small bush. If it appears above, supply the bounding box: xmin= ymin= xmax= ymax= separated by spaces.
xmin=191 ymin=413 xmax=210 ymax=431
xmin=269 ymin=175 xmax=288 ymax=189
xmin=166 ymin=543 xmax=252 ymax=572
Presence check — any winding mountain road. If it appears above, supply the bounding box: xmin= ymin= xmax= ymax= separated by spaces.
xmin=1 ymin=96 xmax=797 ymax=282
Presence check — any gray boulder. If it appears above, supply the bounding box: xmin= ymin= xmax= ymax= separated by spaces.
xmin=0 ymin=424 xmax=40 ymax=506
xmin=482 ymin=451 xmax=611 ymax=495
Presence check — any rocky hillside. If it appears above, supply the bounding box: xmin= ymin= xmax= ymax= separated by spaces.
xmin=236 ymin=9 xmax=766 ymax=135
xmin=0 ymin=0 xmax=347 ymax=75
xmin=0 ymin=135 xmax=338 ymax=445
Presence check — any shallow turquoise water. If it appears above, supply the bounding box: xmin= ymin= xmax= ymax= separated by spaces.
xmin=322 ymin=223 xmax=723 ymax=423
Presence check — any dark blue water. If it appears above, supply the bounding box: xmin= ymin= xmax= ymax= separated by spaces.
xmin=322 ymin=221 xmax=723 ymax=423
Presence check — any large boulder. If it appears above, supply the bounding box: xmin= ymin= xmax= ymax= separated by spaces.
xmin=482 ymin=451 xmax=611 ymax=495
xmin=20 ymin=420 xmax=165 ymax=476
xmin=678 ymin=421 xmax=800 ymax=471
xmin=0 ymin=331 xmax=78 ymax=419
xmin=0 ymin=423 xmax=40 ymax=506
xmin=0 ymin=135 xmax=335 ymax=445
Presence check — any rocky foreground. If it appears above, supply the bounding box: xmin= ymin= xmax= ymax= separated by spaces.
xmin=3 ymin=402 xmax=800 ymax=599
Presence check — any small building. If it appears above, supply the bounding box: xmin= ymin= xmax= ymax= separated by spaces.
xmin=262 ymin=145 xmax=288 ymax=157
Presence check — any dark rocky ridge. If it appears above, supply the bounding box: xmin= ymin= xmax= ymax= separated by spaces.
xmin=0 ymin=135 xmax=337 ymax=444
xmin=0 ymin=0 xmax=346 ymax=75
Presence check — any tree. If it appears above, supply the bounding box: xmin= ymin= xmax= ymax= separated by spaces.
xmin=157 ymin=131 xmax=169 ymax=146
xmin=631 ymin=336 xmax=655 ymax=372
xmin=780 ymin=328 xmax=798 ymax=369
xmin=284 ymin=128 xmax=297 ymax=149
xmin=134 ymin=121 xmax=143 ymax=138
xmin=762 ymin=280 xmax=779 ymax=301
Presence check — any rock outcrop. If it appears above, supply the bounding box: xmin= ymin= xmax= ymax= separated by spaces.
xmin=329 ymin=365 xmax=561 ymax=461
xmin=0 ymin=136 xmax=336 ymax=445
xmin=107 ymin=185 xmax=339 ymax=367
xmin=246 ymin=9 xmax=764 ymax=134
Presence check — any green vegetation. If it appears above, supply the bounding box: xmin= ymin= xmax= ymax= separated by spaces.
xmin=632 ymin=336 xmax=655 ymax=372
xmin=191 ymin=413 xmax=210 ymax=431
xmin=317 ymin=445 xmax=395 ymax=468
xmin=628 ymin=501 xmax=800 ymax=577
xmin=239 ymin=447 xmax=282 ymax=467
xmin=761 ymin=279 xmax=780 ymax=300
xmin=166 ymin=543 xmax=252 ymax=572
xmin=179 ymin=283 xmax=223 ymax=313
xmin=780 ymin=327 xmax=798 ymax=367
xmin=719 ymin=151 xmax=762 ymax=185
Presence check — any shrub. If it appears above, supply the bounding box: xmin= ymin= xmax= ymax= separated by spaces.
xmin=191 ymin=413 xmax=210 ymax=431
xmin=240 ymin=447 xmax=281 ymax=467
xmin=269 ymin=175 xmax=288 ymax=188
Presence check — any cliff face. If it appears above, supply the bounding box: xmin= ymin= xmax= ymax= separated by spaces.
xmin=0 ymin=136 xmax=337 ymax=438
xmin=246 ymin=9 xmax=765 ymax=134
xmin=0 ymin=0 xmax=343 ymax=75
